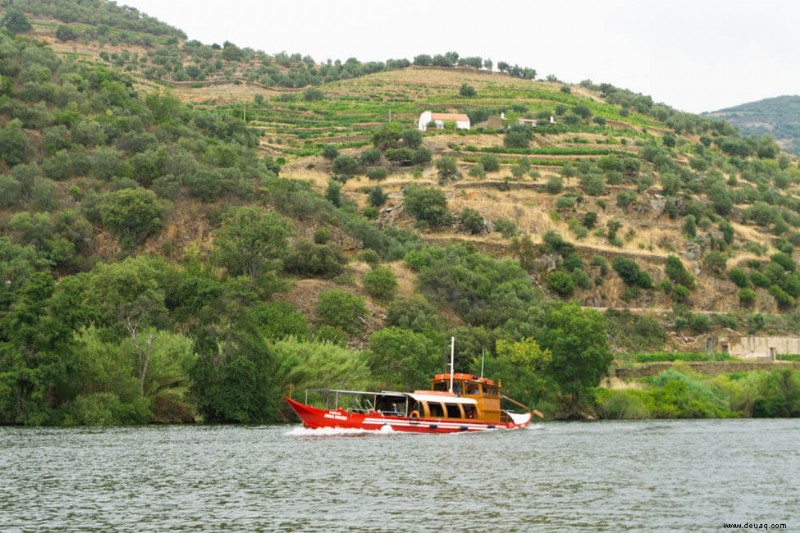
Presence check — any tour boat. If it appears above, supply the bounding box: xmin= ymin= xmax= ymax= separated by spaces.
xmin=286 ymin=372 xmax=541 ymax=434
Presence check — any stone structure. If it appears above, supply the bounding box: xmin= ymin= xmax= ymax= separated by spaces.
xmin=715 ymin=334 xmax=800 ymax=360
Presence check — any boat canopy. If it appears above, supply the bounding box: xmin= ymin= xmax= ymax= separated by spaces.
xmin=308 ymin=388 xmax=407 ymax=398
xmin=407 ymin=392 xmax=478 ymax=405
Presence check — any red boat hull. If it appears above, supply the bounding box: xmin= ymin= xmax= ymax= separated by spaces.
xmin=285 ymin=397 xmax=530 ymax=433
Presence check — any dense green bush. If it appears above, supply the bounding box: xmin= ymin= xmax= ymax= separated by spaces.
xmin=316 ymin=289 xmax=367 ymax=334
xmin=547 ymin=271 xmax=575 ymax=297
xmin=728 ymin=268 xmax=751 ymax=288
xmin=403 ymin=186 xmax=449 ymax=228
xmin=665 ymin=255 xmax=695 ymax=289
xmin=458 ymin=208 xmax=485 ymax=234
xmin=363 ymin=267 xmax=398 ymax=303
xmin=283 ymin=240 xmax=348 ymax=279
xmin=612 ymin=256 xmax=652 ymax=288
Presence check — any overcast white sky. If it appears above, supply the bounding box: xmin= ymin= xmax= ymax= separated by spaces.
xmin=120 ymin=0 xmax=798 ymax=114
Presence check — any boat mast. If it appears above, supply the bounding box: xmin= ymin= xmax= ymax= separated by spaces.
xmin=449 ymin=336 xmax=455 ymax=393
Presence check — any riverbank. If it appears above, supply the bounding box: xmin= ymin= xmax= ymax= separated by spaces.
xmin=593 ymin=366 xmax=800 ymax=419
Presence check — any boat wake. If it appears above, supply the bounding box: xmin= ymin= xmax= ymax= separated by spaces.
xmin=286 ymin=425 xmax=396 ymax=437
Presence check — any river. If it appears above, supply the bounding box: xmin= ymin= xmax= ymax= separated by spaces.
xmin=1 ymin=419 xmax=797 ymax=531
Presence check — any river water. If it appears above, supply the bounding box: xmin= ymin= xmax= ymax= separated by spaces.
xmin=1 ymin=419 xmax=797 ymax=532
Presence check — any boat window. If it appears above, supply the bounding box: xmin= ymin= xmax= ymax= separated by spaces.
xmin=465 ymin=382 xmax=481 ymax=395
xmin=445 ymin=403 xmax=462 ymax=418
xmin=433 ymin=381 xmax=448 ymax=392
xmin=484 ymin=385 xmax=498 ymax=396
xmin=452 ymin=381 xmax=463 ymax=395
xmin=464 ymin=405 xmax=477 ymax=419
xmin=428 ymin=402 xmax=444 ymax=418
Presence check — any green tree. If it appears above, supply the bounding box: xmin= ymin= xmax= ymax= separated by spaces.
xmin=372 ymin=122 xmax=402 ymax=150
xmin=492 ymin=337 xmax=553 ymax=404
xmin=367 ymin=327 xmax=439 ymax=391
xmin=212 ymin=206 xmax=294 ymax=280
xmin=504 ymin=124 xmax=533 ymax=148
xmin=540 ymin=303 xmax=612 ymax=410
xmin=401 ymin=129 xmax=423 ymax=149
xmin=1 ymin=8 xmax=32 ymax=34
xmin=84 ymin=257 xmax=170 ymax=397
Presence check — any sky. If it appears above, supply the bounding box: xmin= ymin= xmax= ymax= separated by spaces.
xmin=120 ymin=0 xmax=799 ymax=114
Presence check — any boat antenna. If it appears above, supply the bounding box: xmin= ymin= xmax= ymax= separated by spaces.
xmin=480 ymin=348 xmax=485 ymax=379
xmin=449 ymin=336 xmax=455 ymax=393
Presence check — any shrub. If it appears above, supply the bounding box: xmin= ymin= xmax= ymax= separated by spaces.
xmin=769 ymin=285 xmax=794 ymax=309
xmin=771 ymin=253 xmax=796 ymax=272
xmin=673 ymin=285 xmax=691 ymax=303
xmin=404 ymin=186 xmax=448 ymax=228
xmin=332 ymin=155 xmax=359 ymax=176
xmin=435 ymin=156 xmax=459 ymax=181
xmin=547 ymin=271 xmax=575 ymax=297
xmin=728 ymin=268 xmax=750 ymax=288
xmin=703 ymin=252 xmax=727 ymax=275
xmin=316 ymin=289 xmax=367 ymax=334
xmin=590 ymin=255 xmax=609 ymax=276
xmin=468 ymin=163 xmax=486 ymax=178
xmin=284 ymin=240 xmax=348 ymax=278
xmin=363 ymin=267 xmax=398 ymax=303
xmin=555 ymin=196 xmax=577 ymax=211
xmin=458 ymin=208 xmax=485 ymax=234
xmin=739 ymin=288 xmax=756 ymax=307
xmin=251 ymin=301 xmax=309 ymax=340
xmin=480 ymin=154 xmax=501 ymax=172
xmin=665 ymin=256 xmax=695 ymax=289
xmin=612 ymin=256 xmax=652 ymax=288
xmin=494 ymin=219 xmax=518 ymax=238
xmin=580 ymin=174 xmax=606 ymax=196
xmin=366 ymin=167 xmax=388 ymax=181
xmin=360 ymin=148 xmax=382 ymax=165
xmin=750 ymin=271 xmax=770 ymax=288
xmin=459 ymin=83 xmax=477 ymax=97
xmin=545 ymin=176 xmax=564 ymax=194
xmin=616 ymin=190 xmax=637 ymax=210
xmin=321 ymin=144 xmax=339 ymax=161
xmin=411 ymin=147 xmax=432 ymax=165
xmin=369 ymin=186 xmax=388 ymax=207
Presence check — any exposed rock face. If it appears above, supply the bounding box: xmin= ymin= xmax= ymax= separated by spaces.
xmin=533 ymin=253 xmax=562 ymax=273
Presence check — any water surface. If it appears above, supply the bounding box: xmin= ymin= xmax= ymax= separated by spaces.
xmin=1 ymin=419 xmax=797 ymax=531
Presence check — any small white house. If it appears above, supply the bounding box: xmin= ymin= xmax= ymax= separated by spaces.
xmin=418 ymin=111 xmax=471 ymax=131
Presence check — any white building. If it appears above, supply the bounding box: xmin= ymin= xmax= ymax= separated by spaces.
xmin=418 ymin=111 xmax=471 ymax=131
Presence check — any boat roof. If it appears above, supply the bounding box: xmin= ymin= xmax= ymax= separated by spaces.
xmin=309 ymin=388 xmax=407 ymax=398
xmin=408 ymin=392 xmax=477 ymax=405
xmin=307 ymin=389 xmax=476 ymax=404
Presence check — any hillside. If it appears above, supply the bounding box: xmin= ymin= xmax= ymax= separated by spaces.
xmin=708 ymin=95 xmax=800 ymax=154
xmin=1 ymin=2 xmax=799 ymax=425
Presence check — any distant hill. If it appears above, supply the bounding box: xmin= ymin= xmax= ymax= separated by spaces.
xmin=707 ymin=95 xmax=800 ymax=154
